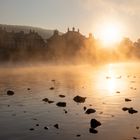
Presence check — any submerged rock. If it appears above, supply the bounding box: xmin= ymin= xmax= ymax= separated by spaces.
xmin=42 ymin=98 xmax=49 ymax=102
xmin=136 ymin=126 xmax=139 ymax=130
xmin=83 ymin=106 xmax=87 ymax=111
xmin=50 ymin=87 xmax=55 ymax=90
xmin=44 ymin=126 xmax=48 ymax=130
xmin=128 ymin=108 xmax=138 ymax=114
xmin=56 ymin=102 xmax=66 ymax=107
xmin=122 ymin=107 xmax=129 ymax=111
xmin=29 ymin=128 xmax=34 ymax=131
xmin=73 ymin=95 xmax=86 ymax=103
xmin=133 ymin=137 xmax=138 ymax=139
xmin=122 ymin=107 xmax=138 ymax=114
xmin=85 ymin=108 xmax=96 ymax=114
xmin=7 ymin=90 xmax=15 ymax=96
xmin=36 ymin=124 xmax=39 ymax=126
xmin=64 ymin=109 xmax=68 ymax=114
xmin=106 ymin=76 xmax=111 ymax=79
xmin=59 ymin=95 xmax=65 ymax=98
xmin=125 ymin=98 xmax=132 ymax=102
xmin=89 ymin=128 xmax=98 ymax=134
xmin=48 ymin=100 xmax=54 ymax=104
xmin=90 ymin=119 xmax=101 ymax=128
xmin=42 ymin=98 xmax=54 ymax=104
xmin=54 ymin=124 xmax=59 ymax=129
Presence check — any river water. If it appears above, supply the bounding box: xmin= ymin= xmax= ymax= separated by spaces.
xmin=0 ymin=62 xmax=140 ymax=140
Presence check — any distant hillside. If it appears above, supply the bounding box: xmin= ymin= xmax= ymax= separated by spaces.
xmin=0 ymin=24 xmax=62 ymax=40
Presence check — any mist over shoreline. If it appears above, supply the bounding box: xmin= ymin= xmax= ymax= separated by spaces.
xmin=0 ymin=25 xmax=140 ymax=65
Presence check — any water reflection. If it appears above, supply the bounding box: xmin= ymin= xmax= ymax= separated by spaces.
xmin=96 ymin=63 xmax=128 ymax=97
xmin=0 ymin=63 xmax=140 ymax=140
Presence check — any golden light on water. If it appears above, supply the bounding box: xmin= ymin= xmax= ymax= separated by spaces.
xmin=96 ymin=63 xmax=127 ymax=96
xmin=107 ymin=64 xmax=116 ymax=95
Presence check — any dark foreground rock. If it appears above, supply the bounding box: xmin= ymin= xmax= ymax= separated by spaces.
xmin=59 ymin=95 xmax=65 ymax=98
xmin=42 ymin=98 xmax=54 ymax=104
xmin=50 ymin=87 xmax=55 ymax=90
xmin=73 ymin=95 xmax=86 ymax=103
xmin=44 ymin=126 xmax=48 ymax=130
xmin=64 ymin=109 xmax=68 ymax=113
xmin=85 ymin=108 xmax=96 ymax=114
xmin=56 ymin=102 xmax=66 ymax=107
xmin=54 ymin=124 xmax=59 ymax=129
xmin=125 ymin=98 xmax=132 ymax=102
xmin=128 ymin=108 xmax=138 ymax=114
xmin=7 ymin=90 xmax=15 ymax=96
xmin=42 ymin=98 xmax=49 ymax=102
xmin=83 ymin=106 xmax=87 ymax=111
xmin=122 ymin=107 xmax=128 ymax=111
xmin=90 ymin=119 xmax=101 ymax=128
xmin=29 ymin=128 xmax=34 ymax=131
xmin=122 ymin=107 xmax=138 ymax=114
xmin=89 ymin=128 xmax=98 ymax=134
xmin=48 ymin=100 xmax=54 ymax=104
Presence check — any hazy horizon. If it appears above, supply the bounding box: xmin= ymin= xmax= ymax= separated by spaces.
xmin=0 ymin=0 xmax=140 ymax=41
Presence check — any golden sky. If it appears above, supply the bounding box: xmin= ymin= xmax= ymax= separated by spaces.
xmin=0 ymin=0 xmax=140 ymax=41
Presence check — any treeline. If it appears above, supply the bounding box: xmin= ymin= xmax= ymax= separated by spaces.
xmin=0 ymin=27 xmax=140 ymax=63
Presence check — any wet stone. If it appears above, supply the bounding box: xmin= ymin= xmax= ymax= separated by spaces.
xmin=48 ymin=100 xmax=54 ymax=104
xmin=125 ymin=98 xmax=132 ymax=102
xmin=42 ymin=98 xmax=49 ymax=102
xmin=90 ymin=119 xmax=101 ymax=128
xmin=7 ymin=90 xmax=15 ymax=96
xmin=128 ymin=108 xmax=138 ymax=114
xmin=42 ymin=98 xmax=54 ymax=104
xmin=56 ymin=102 xmax=66 ymax=107
xmin=133 ymin=137 xmax=138 ymax=139
xmin=50 ymin=87 xmax=55 ymax=90
xmin=64 ymin=109 xmax=68 ymax=114
xmin=59 ymin=95 xmax=65 ymax=98
xmin=29 ymin=128 xmax=34 ymax=131
xmin=32 ymin=118 xmax=38 ymax=121
xmin=89 ymin=128 xmax=98 ymax=134
xmin=83 ymin=106 xmax=87 ymax=111
xmin=73 ymin=95 xmax=86 ymax=103
xmin=54 ymin=124 xmax=59 ymax=129
xmin=122 ymin=107 xmax=138 ymax=114
xmin=85 ymin=108 xmax=96 ymax=114
xmin=122 ymin=107 xmax=129 ymax=111
xmin=44 ymin=126 xmax=48 ymax=130
xmin=99 ymin=111 xmax=103 ymax=114
xmin=136 ymin=126 xmax=139 ymax=130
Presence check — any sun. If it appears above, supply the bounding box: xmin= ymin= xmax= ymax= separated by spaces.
xmin=97 ymin=22 xmax=123 ymax=47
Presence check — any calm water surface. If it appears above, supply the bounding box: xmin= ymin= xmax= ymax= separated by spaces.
xmin=0 ymin=63 xmax=140 ymax=140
